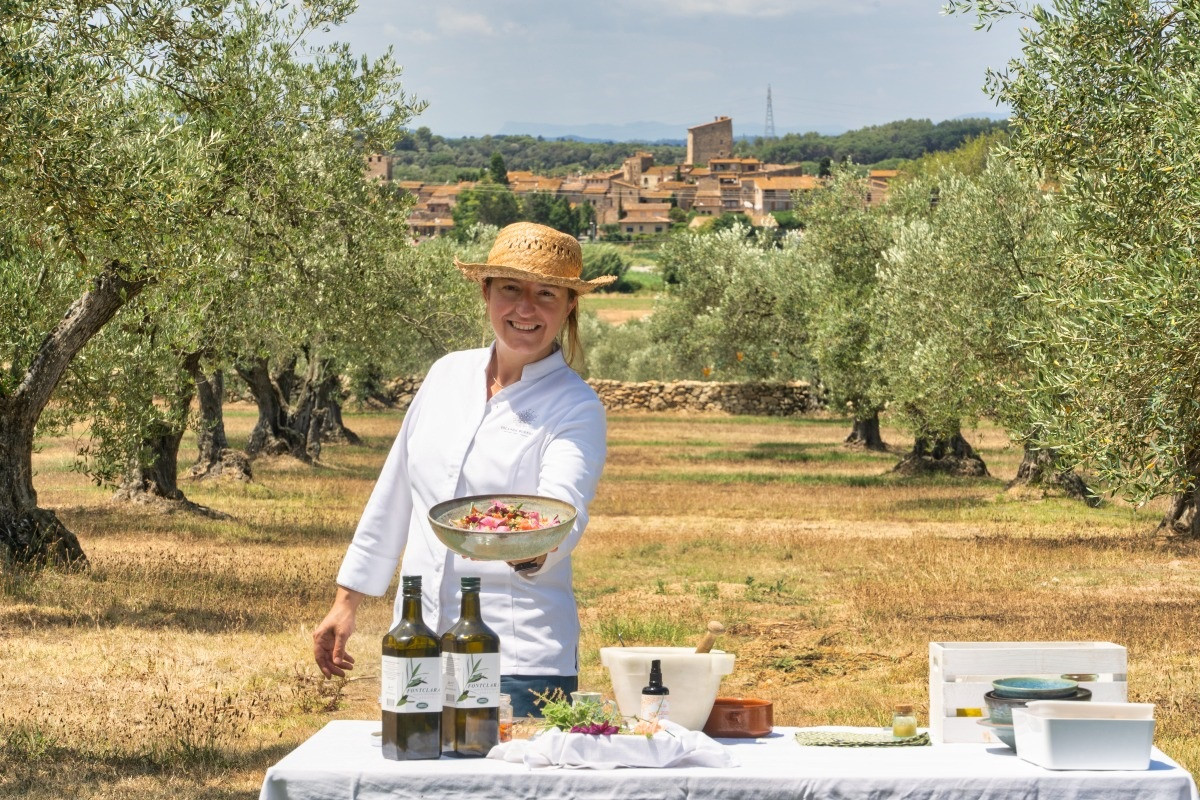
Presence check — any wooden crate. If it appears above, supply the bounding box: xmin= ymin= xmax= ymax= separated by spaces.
xmin=929 ymin=642 xmax=1127 ymax=744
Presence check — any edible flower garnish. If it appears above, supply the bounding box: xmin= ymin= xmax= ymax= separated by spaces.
xmin=451 ymin=500 xmax=560 ymax=532
xmin=534 ymin=689 xmax=672 ymax=739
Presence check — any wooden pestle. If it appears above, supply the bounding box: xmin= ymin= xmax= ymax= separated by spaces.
xmin=694 ymin=620 xmax=725 ymax=654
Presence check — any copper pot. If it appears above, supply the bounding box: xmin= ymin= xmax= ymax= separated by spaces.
xmin=702 ymin=697 xmax=774 ymax=738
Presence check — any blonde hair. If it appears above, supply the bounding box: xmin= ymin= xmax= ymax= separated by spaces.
xmin=560 ymin=293 xmax=585 ymax=371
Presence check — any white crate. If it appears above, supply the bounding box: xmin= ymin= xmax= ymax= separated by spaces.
xmin=929 ymin=642 xmax=1127 ymax=744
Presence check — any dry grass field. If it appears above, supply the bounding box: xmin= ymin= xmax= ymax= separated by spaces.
xmin=3 ymin=406 xmax=1199 ymax=798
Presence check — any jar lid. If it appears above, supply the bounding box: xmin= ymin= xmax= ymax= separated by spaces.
xmin=894 ymin=703 xmax=914 ymax=714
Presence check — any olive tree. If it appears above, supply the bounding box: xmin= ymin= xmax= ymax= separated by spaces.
xmin=878 ymin=161 xmax=1075 ymax=482
xmin=948 ymin=0 xmax=1200 ymax=532
xmin=648 ymin=229 xmax=813 ymax=383
xmin=793 ymin=166 xmax=891 ymax=449
xmin=0 ymin=0 xmax=421 ymax=565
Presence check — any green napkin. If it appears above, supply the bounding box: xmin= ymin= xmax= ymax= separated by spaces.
xmin=794 ymin=730 xmax=931 ymax=747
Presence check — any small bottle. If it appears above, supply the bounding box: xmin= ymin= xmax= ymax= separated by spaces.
xmin=640 ymin=659 xmax=670 ymax=722
xmin=381 ymin=575 xmax=442 ymax=760
xmin=892 ymin=703 xmax=918 ymax=738
xmin=498 ymin=693 xmax=514 ymax=743
xmin=440 ymin=577 xmax=501 ymax=757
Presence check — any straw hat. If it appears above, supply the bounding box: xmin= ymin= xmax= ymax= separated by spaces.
xmin=454 ymin=222 xmax=616 ymax=294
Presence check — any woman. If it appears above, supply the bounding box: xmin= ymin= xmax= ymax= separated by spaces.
xmin=312 ymin=222 xmax=614 ymax=718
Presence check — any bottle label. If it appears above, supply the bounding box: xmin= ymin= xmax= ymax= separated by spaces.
xmin=640 ymin=694 xmax=670 ymax=721
xmin=443 ymin=652 xmax=500 ymax=708
xmin=381 ymin=655 xmax=443 ymax=713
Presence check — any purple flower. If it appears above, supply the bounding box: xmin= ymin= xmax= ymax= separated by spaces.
xmin=569 ymin=723 xmax=620 ymax=735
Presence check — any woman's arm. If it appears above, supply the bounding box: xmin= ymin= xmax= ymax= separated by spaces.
xmin=529 ymin=397 xmax=607 ymax=575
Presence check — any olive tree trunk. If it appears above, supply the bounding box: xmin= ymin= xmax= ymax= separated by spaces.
xmin=893 ymin=429 xmax=989 ymax=477
xmin=1008 ymin=443 xmax=1098 ymax=506
xmin=1159 ymin=452 xmax=1200 ymax=538
xmin=844 ymin=412 xmax=887 ymax=451
xmin=1 ymin=266 xmax=148 ymax=567
xmin=187 ymin=367 xmax=252 ymax=481
xmin=235 ymin=354 xmax=355 ymax=463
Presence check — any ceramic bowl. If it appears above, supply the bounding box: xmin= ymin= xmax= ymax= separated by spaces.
xmin=427 ymin=494 xmax=576 ymax=561
xmin=985 ymin=687 xmax=1091 ymax=725
xmin=977 ymin=718 xmax=1018 ymax=751
xmin=991 ymin=676 xmax=1078 ymax=699
xmin=703 ymin=697 xmax=774 ymax=738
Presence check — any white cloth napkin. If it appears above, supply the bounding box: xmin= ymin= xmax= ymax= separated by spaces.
xmin=487 ymin=722 xmax=738 ymax=770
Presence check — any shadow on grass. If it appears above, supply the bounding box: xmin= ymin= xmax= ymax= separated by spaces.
xmin=52 ymin=502 xmax=355 ymax=547
xmin=609 ymin=470 xmax=1005 ymax=489
xmin=607 ymin=414 xmax=854 ymax=428
xmin=0 ymin=740 xmax=297 ymax=800
xmin=0 ymin=600 xmax=283 ymax=635
xmin=680 ymin=441 xmax=897 ymax=465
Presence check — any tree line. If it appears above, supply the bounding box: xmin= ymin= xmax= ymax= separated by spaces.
xmin=388 ymin=118 xmax=1009 ymax=183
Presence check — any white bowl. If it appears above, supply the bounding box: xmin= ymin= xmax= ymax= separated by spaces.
xmin=599 ymin=646 xmax=735 ymax=730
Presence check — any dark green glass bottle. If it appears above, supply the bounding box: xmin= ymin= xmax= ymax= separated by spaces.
xmin=440 ymin=576 xmax=500 ymax=757
xmin=381 ymin=575 xmax=441 ymax=760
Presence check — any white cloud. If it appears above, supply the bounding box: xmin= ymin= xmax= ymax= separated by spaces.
xmin=436 ymin=9 xmax=497 ymax=36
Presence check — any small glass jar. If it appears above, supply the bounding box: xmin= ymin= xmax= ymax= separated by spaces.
xmin=498 ymin=693 xmax=514 ymax=742
xmin=892 ymin=703 xmax=918 ymax=738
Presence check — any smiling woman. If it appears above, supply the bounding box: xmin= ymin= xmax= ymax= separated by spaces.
xmin=313 ymin=222 xmax=615 ymax=720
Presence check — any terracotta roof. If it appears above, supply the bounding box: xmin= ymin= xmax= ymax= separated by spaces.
xmin=711 ymin=158 xmax=761 ymax=165
xmin=430 ymin=183 xmax=473 ymax=196
xmin=625 ymin=203 xmax=672 ymax=215
xmin=397 ymin=181 xmax=424 ymax=189
xmin=510 ymin=176 xmax=563 ymax=192
xmin=869 ymin=169 xmax=900 ymax=178
xmin=657 ymin=181 xmax=692 ymax=191
xmin=611 ymin=180 xmax=638 ymax=189
xmin=753 ymin=176 xmax=821 ymax=191
xmin=583 ymin=185 xmax=608 ymax=194
xmin=621 ymin=215 xmax=672 ymax=225
xmin=640 ymin=190 xmax=673 ymax=199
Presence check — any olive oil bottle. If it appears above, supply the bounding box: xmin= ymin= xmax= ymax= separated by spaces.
xmin=440 ymin=577 xmax=500 ymax=757
xmin=381 ymin=575 xmax=442 ymax=760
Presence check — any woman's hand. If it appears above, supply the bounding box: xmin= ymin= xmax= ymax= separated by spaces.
xmin=507 ymin=551 xmax=550 ymax=574
xmin=313 ymin=586 xmax=365 ymax=678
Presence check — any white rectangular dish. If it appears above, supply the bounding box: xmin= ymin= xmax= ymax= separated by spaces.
xmin=1013 ymin=701 xmax=1156 ymax=770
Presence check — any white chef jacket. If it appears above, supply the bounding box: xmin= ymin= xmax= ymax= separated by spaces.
xmin=336 ymin=345 xmax=607 ymax=676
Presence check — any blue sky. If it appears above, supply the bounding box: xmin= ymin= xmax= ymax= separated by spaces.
xmin=313 ymin=1 xmax=1028 ymax=139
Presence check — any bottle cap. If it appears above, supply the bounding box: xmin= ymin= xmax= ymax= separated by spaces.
xmin=460 ymin=576 xmax=481 ymax=590
xmin=894 ymin=703 xmax=914 ymax=714
xmin=401 ymin=575 xmax=422 ymax=590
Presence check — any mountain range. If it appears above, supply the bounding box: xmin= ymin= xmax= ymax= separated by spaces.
xmin=494 ymin=112 xmax=1008 ymax=144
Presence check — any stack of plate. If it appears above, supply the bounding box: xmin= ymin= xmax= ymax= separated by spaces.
xmin=978 ymin=677 xmax=1092 ymax=751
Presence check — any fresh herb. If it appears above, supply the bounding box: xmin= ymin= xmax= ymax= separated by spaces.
xmin=534 ymin=689 xmax=623 ymax=734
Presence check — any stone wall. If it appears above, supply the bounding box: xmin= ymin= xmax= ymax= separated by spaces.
xmin=380 ymin=376 xmax=820 ymax=417
xmin=588 ymin=379 xmax=818 ymax=416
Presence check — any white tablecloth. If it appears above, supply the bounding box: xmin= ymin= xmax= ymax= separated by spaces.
xmin=259 ymin=720 xmax=1200 ymax=800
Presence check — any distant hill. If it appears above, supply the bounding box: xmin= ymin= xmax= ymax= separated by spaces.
xmin=389 ymin=116 xmax=1010 ymax=182
xmin=498 ymin=120 xmax=685 ymax=143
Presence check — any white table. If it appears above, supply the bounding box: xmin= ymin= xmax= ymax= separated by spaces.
xmin=259 ymin=720 xmax=1200 ymax=800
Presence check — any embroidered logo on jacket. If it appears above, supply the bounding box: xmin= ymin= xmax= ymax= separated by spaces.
xmin=501 ymin=408 xmax=538 ymax=437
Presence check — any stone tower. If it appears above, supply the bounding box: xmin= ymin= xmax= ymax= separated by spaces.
xmin=686 ymin=116 xmax=733 ymax=166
